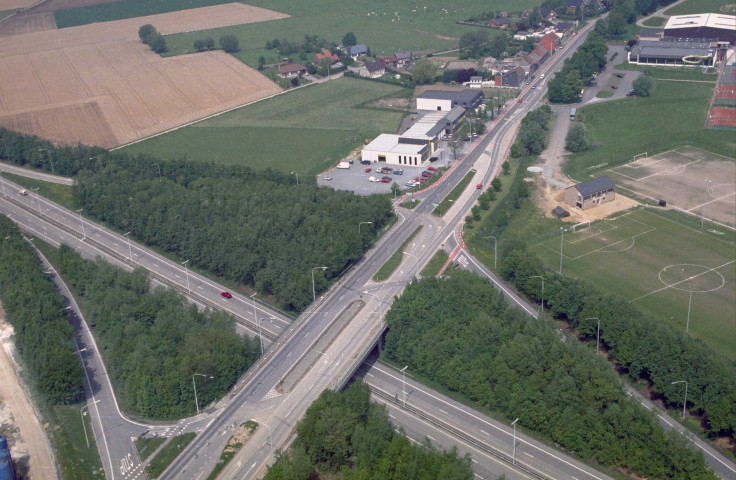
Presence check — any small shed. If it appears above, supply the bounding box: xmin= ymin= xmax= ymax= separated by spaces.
xmin=551 ymin=206 xmax=570 ymax=218
xmin=564 ymin=176 xmax=615 ymax=210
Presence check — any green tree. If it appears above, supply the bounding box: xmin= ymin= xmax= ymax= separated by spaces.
xmin=548 ymin=70 xmax=583 ymax=103
xmin=219 ymin=34 xmax=239 ymax=53
xmin=193 ymin=39 xmax=206 ymax=52
xmin=565 ymin=122 xmax=589 ymax=152
xmin=148 ymin=33 xmax=167 ymax=53
xmin=342 ymin=32 xmax=357 ymax=47
xmin=491 ymin=177 xmax=502 ymax=192
xmin=501 ymin=161 xmax=510 ymax=175
xmin=412 ymin=58 xmax=437 ymax=85
xmin=138 ymin=24 xmax=155 ymax=42
xmin=203 ymin=37 xmax=215 ymax=50
xmin=632 ymin=75 xmax=653 ymax=97
xmin=258 ymin=56 xmax=266 ymax=71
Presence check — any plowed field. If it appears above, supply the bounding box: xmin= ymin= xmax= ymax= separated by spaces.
xmin=0 ymin=3 xmax=285 ymax=147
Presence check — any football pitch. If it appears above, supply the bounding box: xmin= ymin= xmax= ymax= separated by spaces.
xmin=532 ymin=207 xmax=735 ymax=359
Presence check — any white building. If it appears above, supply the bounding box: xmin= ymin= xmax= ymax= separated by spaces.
xmin=361 ymin=112 xmax=447 ymax=166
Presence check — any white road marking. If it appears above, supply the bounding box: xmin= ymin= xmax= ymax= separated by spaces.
xmin=438 ymin=408 xmax=448 ymax=415
xmin=480 ymin=429 xmax=489 ymax=435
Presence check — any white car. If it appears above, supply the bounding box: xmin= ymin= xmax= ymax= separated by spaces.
xmin=369 ymin=176 xmax=379 ymax=182
xmin=405 ymin=181 xmax=416 ymax=187
xmin=323 ymin=176 xmax=332 ymax=181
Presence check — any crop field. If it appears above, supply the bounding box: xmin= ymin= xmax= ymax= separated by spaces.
xmin=0 ymin=4 xmax=283 ymax=147
xmin=163 ymin=0 xmax=540 ymax=68
xmin=121 ymin=77 xmax=407 ymax=175
xmin=531 ymin=207 xmax=735 ymax=359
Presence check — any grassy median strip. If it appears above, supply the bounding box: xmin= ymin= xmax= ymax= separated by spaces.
xmin=135 ymin=437 xmax=167 ymax=462
xmin=206 ymin=421 xmax=258 ymax=480
xmin=420 ymin=250 xmax=449 ymax=277
xmin=432 ymin=170 xmax=475 ymax=217
xmin=146 ymin=432 xmax=196 ymax=479
xmin=373 ymin=225 xmax=423 ymax=282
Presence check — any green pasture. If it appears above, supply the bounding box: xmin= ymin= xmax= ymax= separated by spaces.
xmin=615 ymin=62 xmax=717 ymax=81
xmin=162 ymin=0 xmax=540 ymax=68
xmin=566 ymin=79 xmax=735 ymax=180
xmin=640 ymin=17 xmax=665 ymax=27
xmin=121 ymin=77 xmax=407 ymax=175
xmin=531 ymin=208 xmax=735 ymax=359
xmin=664 ymin=0 xmax=735 ymax=15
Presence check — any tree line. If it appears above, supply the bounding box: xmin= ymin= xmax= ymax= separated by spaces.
xmin=548 ymin=31 xmax=608 ymax=103
xmin=264 ymin=380 xmax=473 ymax=480
xmin=382 ymin=270 xmax=716 ymax=479
xmin=0 ymin=128 xmax=393 ymax=312
xmin=0 ymin=216 xmax=83 ymax=404
xmin=53 ymin=245 xmax=259 ymax=418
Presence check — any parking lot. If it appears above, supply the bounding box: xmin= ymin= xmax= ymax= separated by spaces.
xmin=317 ymin=149 xmax=455 ymax=195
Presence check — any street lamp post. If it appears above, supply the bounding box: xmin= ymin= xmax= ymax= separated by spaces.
xmin=404 ymin=251 xmax=419 ymax=278
xmin=671 ymin=380 xmax=688 ymax=420
xmin=316 ymin=350 xmax=333 ymax=389
xmin=511 ymin=418 xmax=519 ymax=464
xmin=192 ymin=373 xmax=213 ymax=415
xmin=291 ymin=171 xmax=298 ymax=185
xmin=559 ymin=227 xmax=566 ymax=274
xmin=311 ymin=266 xmax=327 ymax=303
xmin=587 ymin=317 xmax=600 ymax=354
xmin=400 ymin=365 xmax=408 ymax=405
xmin=0 ymin=170 xmax=5 ymax=197
xmin=251 ymin=293 xmax=263 ymax=355
xmin=358 ymin=221 xmax=373 ymax=236
xmin=700 ymin=180 xmax=711 ymax=229
xmin=362 ymin=291 xmax=383 ymax=329
xmin=152 ymin=163 xmax=162 ymax=182
xmin=530 ymin=275 xmax=544 ymax=314
xmin=489 ymin=235 xmax=497 ymax=269
xmin=76 ymin=208 xmax=86 ymax=239
xmin=124 ymin=231 xmax=133 ymax=263
xmin=686 ymin=291 xmax=693 ymax=333
xmin=181 ymin=260 xmax=190 ymax=294
xmin=80 ymin=404 xmax=91 ymax=448
xmin=32 ymin=187 xmax=42 ymax=215
xmin=263 ymin=423 xmax=274 ymax=465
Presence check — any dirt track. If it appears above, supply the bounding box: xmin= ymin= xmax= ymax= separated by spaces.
xmin=0 ymin=3 xmax=286 ymax=147
xmin=0 ymin=309 xmax=57 ymax=480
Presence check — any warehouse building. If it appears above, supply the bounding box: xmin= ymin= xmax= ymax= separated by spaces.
xmin=564 ymin=176 xmax=615 ymax=210
xmin=628 ymin=38 xmax=717 ymax=67
xmin=416 ymin=89 xmax=484 ymax=111
xmin=663 ymin=13 xmax=735 ymax=44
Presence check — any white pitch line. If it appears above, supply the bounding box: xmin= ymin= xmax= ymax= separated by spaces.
xmin=630 ymin=259 xmax=735 ymax=302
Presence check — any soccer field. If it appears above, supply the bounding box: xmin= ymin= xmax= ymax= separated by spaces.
xmin=532 ymin=207 xmax=735 ymax=359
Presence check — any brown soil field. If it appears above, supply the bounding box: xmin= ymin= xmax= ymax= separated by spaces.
xmin=0 ymin=11 xmax=55 ymax=36
xmin=0 ymin=0 xmax=38 ymax=10
xmin=0 ymin=3 xmax=286 ymax=147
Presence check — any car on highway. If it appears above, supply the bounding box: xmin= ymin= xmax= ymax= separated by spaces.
xmin=518 ymin=98 xmax=523 ymax=103
xmin=365 ymin=167 xmax=371 ymax=173
xmin=221 ymin=291 xmax=233 ymax=299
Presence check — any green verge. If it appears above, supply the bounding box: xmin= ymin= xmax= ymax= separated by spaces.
xmin=565 ymin=79 xmax=735 ymax=180
xmin=135 ymin=437 xmax=167 ymax=462
xmin=432 ymin=170 xmax=475 ymax=217
xmin=596 ymin=90 xmax=614 ymax=98
xmin=206 ymin=421 xmax=258 ymax=480
xmin=614 ymin=62 xmax=717 ymax=81
xmin=373 ymin=225 xmax=422 ymax=282
xmin=121 ymin=77 xmax=407 ymax=176
xmin=663 ymin=0 xmax=734 ymax=15
xmin=43 ymin=402 xmax=105 ymax=479
xmin=399 ymin=198 xmax=420 ymax=209
xmin=145 ymin=433 xmax=196 ymax=479
xmin=640 ymin=17 xmax=665 ymax=27
xmin=420 ymin=249 xmax=449 ymax=277
xmin=1 ymin=172 xmax=76 ymax=210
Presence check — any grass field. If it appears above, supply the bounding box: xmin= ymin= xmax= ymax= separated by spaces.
xmin=566 ymin=79 xmax=735 ymax=180
xmin=663 ymin=0 xmax=735 ymax=15
xmin=641 ymin=17 xmax=665 ymax=27
xmin=531 ymin=207 xmax=735 ymax=359
xmin=43 ymin=402 xmax=104 ymax=479
xmin=615 ymin=62 xmax=717 ymax=81
xmin=121 ymin=77 xmax=407 ymax=175
xmin=162 ymin=0 xmax=540 ymax=68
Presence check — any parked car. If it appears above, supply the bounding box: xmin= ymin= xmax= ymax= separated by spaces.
xmin=429 ymin=156 xmax=439 ymax=162
xmin=393 ymin=169 xmax=403 ymax=175
xmin=369 ymin=176 xmax=378 ymax=182
xmin=611 ymin=85 xmax=617 ymax=89
xmin=323 ymin=175 xmax=332 ymax=181
xmin=221 ymin=291 xmax=233 ymax=299
xmin=382 ymin=176 xmax=391 ymax=181
xmin=361 ymin=160 xmax=371 ymax=165
xmin=414 ymin=176 xmax=421 ymax=182
xmin=405 ymin=181 xmax=416 ymax=187
xmin=421 ymin=171 xmax=431 ymax=178
xmin=380 ymin=177 xmax=390 ymax=183
xmin=427 ymin=166 xmax=437 ymax=172
xmin=365 ymin=167 xmax=372 ymax=173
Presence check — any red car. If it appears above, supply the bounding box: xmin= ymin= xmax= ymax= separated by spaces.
xmin=427 ymin=166 xmax=437 ymax=172
xmin=414 ymin=176 xmax=421 ymax=182
xmin=611 ymin=85 xmax=617 ymax=89
xmin=221 ymin=291 xmax=233 ymax=299
xmin=518 ymin=98 xmax=523 ymax=103
xmin=380 ymin=178 xmax=390 ymax=183
xmin=476 ymin=183 xmax=483 ymax=189
xmin=365 ymin=167 xmax=371 ymax=173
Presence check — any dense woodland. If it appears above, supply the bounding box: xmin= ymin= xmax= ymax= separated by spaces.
xmin=0 ymin=216 xmax=83 ymax=404
xmin=383 ymin=271 xmax=716 ymax=480
xmin=264 ymin=380 xmax=473 ymax=480
xmin=0 ymin=128 xmax=393 ymax=311
xmin=54 ymin=245 xmax=260 ymax=418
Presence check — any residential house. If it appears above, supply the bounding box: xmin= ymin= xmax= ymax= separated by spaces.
xmin=555 ymin=22 xmax=575 ymax=36
xmin=380 ymin=56 xmax=396 ymax=66
xmin=394 ymin=51 xmax=413 ymax=67
xmin=539 ymin=7 xmax=557 ymax=22
xmin=350 ymin=44 xmax=368 ymax=59
xmin=313 ymin=48 xmax=338 ymax=65
xmin=360 ymin=60 xmax=385 ymax=78
xmin=565 ymin=0 xmax=587 ymax=15
xmin=539 ymin=32 xmax=560 ymax=52
xmin=468 ymin=75 xmax=483 ymax=88
xmin=514 ymin=31 xmax=532 ymax=41
xmin=278 ymin=63 xmax=307 ymax=78
xmin=490 ymin=16 xmax=512 ymax=28
xmin=494 ymin=66 xmax=525 ymax=87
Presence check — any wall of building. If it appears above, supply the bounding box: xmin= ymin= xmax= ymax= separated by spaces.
xmin=417 ymin=98 xmax=453 ymax=111
xmin=564 ymin=188 xmax=615 ymax=209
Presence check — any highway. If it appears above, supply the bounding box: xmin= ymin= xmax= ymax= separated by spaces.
xmin=0 ymin=16 xmax=732 ymax=480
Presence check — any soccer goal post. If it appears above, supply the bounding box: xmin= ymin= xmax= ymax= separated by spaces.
xmin=572 ymin=221 xmax=590 ymax=233
xmin=633 ymin=152 xmax=647 ymax=162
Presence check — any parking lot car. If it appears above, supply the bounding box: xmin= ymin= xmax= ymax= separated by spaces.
xmin=393 ymin=169 xmax=403 ymax=175
xmin=221 ymin=291 xmax=233 ymax=299
xmin=380 ymin=178 xmax=390 ymax=183
xmin=323 ymin=175 xmax=332 ymax=181
xmin=611 ymin=85 xmax=617 ymax=89
xmin=365 ymin=167 xmax=371 ymax=173
xmin=429 ymin=156 xmax=438 ymax=162
xmin=361 ymin=160 xmax=371 ymax=165
xmin=421 ymin=171 xmax=431 ymax=178
xmin=427 ymin=166 xmax=436 ymax=172
xmin=476 ymin=183 xmax=483 ymax=189
xmin=405 ymin=181 xmax=416 ymax=187
xmin=369 ymin=176 xmax=379 ymax=182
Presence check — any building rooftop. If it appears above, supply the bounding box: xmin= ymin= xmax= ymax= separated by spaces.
xmin=570 ymin=176 xmax=615 ymax=196
xmin=363 ymin=61 xmax=385 ymax=73
xmin=419 ymin=89 xmax=483 ymax=103
xmin=363 ymin=134 xmax=426 ymax=154
xmin=664 ymin=13 xmax=735 ymax=31
xmin=630 ymin=39 xmax=715 ymax=59
xmin=638 ymin=28 xmax=662 ymax=37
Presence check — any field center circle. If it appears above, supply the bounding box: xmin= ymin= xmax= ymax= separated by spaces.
xmin=658 ymin=264 xmax=725 ymax=293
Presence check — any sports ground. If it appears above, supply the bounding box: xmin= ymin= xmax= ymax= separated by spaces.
xmin=532 ymin=207 xmax=735 ymax=359
xmin=602 ymin=147 xmax=736 ymax=229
